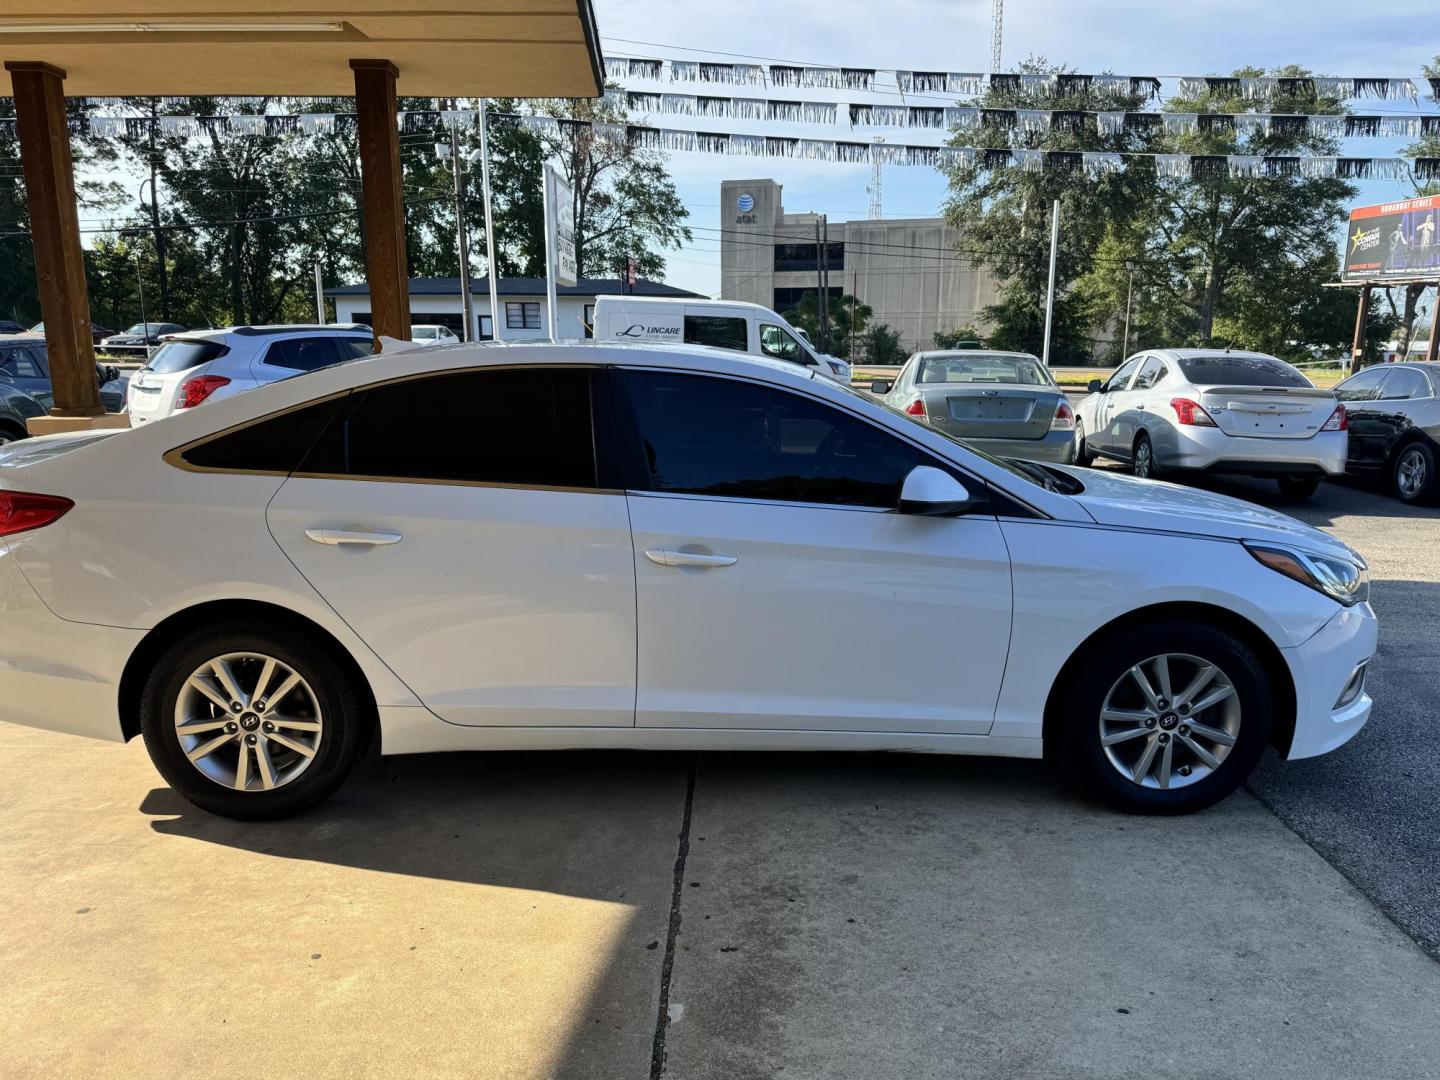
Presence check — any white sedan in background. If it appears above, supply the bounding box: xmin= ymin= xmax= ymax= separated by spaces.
xmin=1075 ymin=349 xmax=1347 ymax=497
xmin=411 ymin=324 xmax=459 ymax=346
xmin=0 ymin=341 xmax=1373 ymax=820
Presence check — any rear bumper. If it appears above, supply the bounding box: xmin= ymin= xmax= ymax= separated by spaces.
xmin=1282 ymin=602 xmax=1378 ymax=760
xmin=1166 ymin=427 xmax=1347 ymax=476
xmin=962 ymin=428 xmax=1077 ymax=464
xmin=0 ymin=544 xmax=137 ymax=742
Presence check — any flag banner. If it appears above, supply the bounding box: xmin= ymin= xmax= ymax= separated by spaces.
xmin=1180 ymin=75 xmax=1417 ymax=102
xmin=1082 ymin=151 xmax=1125 ymax=175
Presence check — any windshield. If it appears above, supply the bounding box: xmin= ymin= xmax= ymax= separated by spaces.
xmin=1176 ymin=354 xmax=1310 ymax=387
xmin=123 ymin=323 xmax=157 ymax=335
xmin=918 ymin=354 xmax=1054 ymax=386
xmin=414 ymin=328 xmax=438 ymax=339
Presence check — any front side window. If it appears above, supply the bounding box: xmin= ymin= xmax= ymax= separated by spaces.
xmin=1107 ymin=356 xmax=1145 ymax=391
xmin=759 ymin=323 xmax=809 ymax=365
xmin=1175 ymin=354 xmax=1309 ymax=388
xmin=506 ymin=302 xmax=541 ymax=330
xmin=621 ymin=371 xmax=930 ymax=508
xmin=263 ymin=336 xmax=344 ymax=373
xmin=1379 ymin=368 xmax=1431 ymax=400
xmin=917 ymin=354 xmax=1052 ymax=386
xmin=301 ymin=367 xmax=597 ymax=488
xmin=684 ymin=315 xmax=748 ymax=352
xmin=1334 ymin=367 xmax=1390 ymax=402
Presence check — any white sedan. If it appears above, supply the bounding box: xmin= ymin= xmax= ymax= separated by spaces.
xmin=0 ymin=342 xmax=1375 ymax=819
xmin=1075 ymin=349 xmax=1347 ymax=498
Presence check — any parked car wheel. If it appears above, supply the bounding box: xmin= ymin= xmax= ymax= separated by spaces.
xmin=1276 ymin=476 xmax=1320 ymax=499
xmin=1053 ymin=620 xmax=1272 ymax=814
xmin=139 ymin=621 xmax=372 ymax=820
xmin=0 ymin=421 xmax=27 ymax=446
xmin=1074 ymin=420 xmax=1094 ymax=467
xmin=1392 ymin=442 xmax=1438 ymax=506
xmin=1131 ymin=432 xmax=1159 ymax=479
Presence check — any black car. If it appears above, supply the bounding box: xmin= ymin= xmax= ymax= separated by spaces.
xmin=0 ymin=336 xmax=127 ymax=416
xmin=98 ymin=321 xmax=187 ymax=355
xmin=30 ymin=320 xmax=117 ymax=346
xmin=1333 ymin=361 xmax=1440 ymax=504
xmin=0 ymin=320 xmax=27 ymax=335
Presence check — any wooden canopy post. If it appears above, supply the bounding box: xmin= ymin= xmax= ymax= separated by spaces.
xmin=5 ymin=61 xmax=105 ymax=429
xmin=349 ymin=59 xmax=411 ymax=348
xmin=1350 ymin=284 xmax=1371 ymax=369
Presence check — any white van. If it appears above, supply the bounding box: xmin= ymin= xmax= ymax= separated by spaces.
xmin=591 ymin=296 xmax=851 ymax=382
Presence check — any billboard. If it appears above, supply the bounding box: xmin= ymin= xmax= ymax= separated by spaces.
xmin=1342 ymin=195 xmax=1440 ymax=281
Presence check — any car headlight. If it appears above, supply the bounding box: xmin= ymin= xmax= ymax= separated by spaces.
xmin=1244 ymin=541 xmax=1369 ymax=606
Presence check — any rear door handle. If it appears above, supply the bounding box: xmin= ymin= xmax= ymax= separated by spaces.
xmin=305 ymin=529 xmax=404 ymax=547
xmin=644 ymin=549 xmax=738 ymax=568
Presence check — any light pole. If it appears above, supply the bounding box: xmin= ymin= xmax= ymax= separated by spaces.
xmin=138 ymin=175 xmax=169 ymax=320
xmin=121 ymin=229 xmax=151 ymax=356
xmin=1122 ymin=261 xmax=1135 ymax=358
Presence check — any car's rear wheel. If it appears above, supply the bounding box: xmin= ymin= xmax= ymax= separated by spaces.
xmin=1053 ymin=620 xmax=1272 ymax=814
xmin=1131 ymin=432 xmax=1159 ymax=479
xmin=1074 ymin=420 xmax=1094 ymax=466
xmin=0 ymin=422 xmax=27 ymax=446
xmin=1393 ymin=442 xmax=1438 ymax=505
xmin=1276 ymin=475 xmax=1320 ymax=499
xmin=140 ymin=621 xmax=371 ymax=820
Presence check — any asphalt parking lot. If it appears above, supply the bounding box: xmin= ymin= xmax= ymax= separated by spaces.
xmin=2 ymin=469 xmax=1437 ymax=1080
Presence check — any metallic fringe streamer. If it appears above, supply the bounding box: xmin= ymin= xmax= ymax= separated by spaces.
xmin=228 ymin=115 xmax=267 ymax=135
xmin=1414 ymin=159 xmax=1440 ymax=180
xmin=603 ymin=90 xmax=627 ymax=111
xmin=1020 ymin=74 xmax=1057 ymax=94
xmin=1155 ymin=154 xmax=1190 ymax=177
xmin=835 ymin=142 xmax=870 ymax=163
xmin=90 ymin=116 xmax=127 ymax=137
xmin=1429 ymin=79 xmax=1440 ymax=103
xmin=730 ymin=133 xmax=766 ymax=156
xmin=1176 ymin=77 xmax=1209 ymax=97
xmin=626 ymin=92 xmax=661 ymax=112
xmin=945 ymin=107 xmax=981 ymax=130
xmin=592 ymin=123 xmax=626 ymax=143
xmin=1233 ymin=115 xmax=1267 ymax=136
xmin=1097 ymin=111 xmax=1125 ymax=135
xmin=1017 ymin=109 xmax=1051 ymax=132
xmin=1226 ymin=154 xmax=1265 ymax=177
xmin=439 ymin=111 xmax=475 ymax=131
xmin=661 ymin=94 xmax=697 ymax=116
xmin=1082 ymin=152 xmax=1124 ymax=176
xmin=1014 ymin=148 xmax=1045 ymax=172
xmin=1163 ymin=113 xmax=1198 ymax=134
xmin=730 ymin=98 xmax=767 ymax=120
xmin=909 ymin=107 xmax=946 ymax=128
xmin=841 ymin=69 xmax=877 ymax=90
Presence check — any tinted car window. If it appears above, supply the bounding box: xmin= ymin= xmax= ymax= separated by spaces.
xmin=302 ymin=368 xmax=596 ymax=488
xmin=1334 ymin=367 xmax=1390 ymax=402
xmin=264 ymin=336 xmax=343 ymax=372
xmin=179 ymin=396 xmax=348 ymax=473
xmin=337 ymin=337 xmax=374 ymax=360
xmin=1379 ymin=368 xmax=1431 ymax=400
xmin=683 ymin=315 xmax=748 ymax=352
xmin=148 ymin=340 xmax=228 ymax=374
xmin=622 ymin=371 xmax=929 ymax=508
xmin=1175 ymin=355 xmax=1309 ymax=387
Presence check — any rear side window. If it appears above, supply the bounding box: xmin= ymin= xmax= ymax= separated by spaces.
xmin=1379 ymin=368 xmax=1432 ymax=400
xmin=301 ymin=368 xmax=597 ymax=488
xmin=337 ymin=337 xmax=374 ymax=360
xmin=178 ymin=396 xmax=348 ymax=474
xmin=621 ymin=370 xmax=928 ymax=508
xmin=1176 ymin=355 xmax=1309 ymax=387
xmin=146 ymin=340 xmax=227 ymax=375
xmin=264 ymin=336 xmax=344 ymax=373
xmin=684 ymin=315 xmax=748 ymax=352
xmin=1131 ymin=356 xmax=1167 ymax=390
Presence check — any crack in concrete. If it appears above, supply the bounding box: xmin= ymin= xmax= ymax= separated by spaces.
xmin=650 ymin=753 xmax=698 ymax=1080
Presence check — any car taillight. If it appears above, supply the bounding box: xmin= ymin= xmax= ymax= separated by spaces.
xmin=0 ymin=492 xmax=74 ymax=537
xmin=1320 ymin=404 xmax=1348 ymax=431
xmin=1050 ymin=399 xmax=1075 ymax=431
xmin=905 ymin=398 xmax=927 ymax=418
xmin=177 ymin=374 xmax=231 ymax=410
xmin=1170 ymin=397 xmax=1218 ymax=427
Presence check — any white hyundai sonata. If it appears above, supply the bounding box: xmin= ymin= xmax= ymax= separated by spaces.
xmin=0 ymin=342 xmax=1375 ymax=819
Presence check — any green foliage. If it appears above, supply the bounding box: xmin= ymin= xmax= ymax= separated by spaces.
xmin=933 ymin=324 xmax=986 ymax=349
xmin=785 ymin=292 xmax=872 ymax=358
xmin=861 ymin=323 xmax=907 ymax=365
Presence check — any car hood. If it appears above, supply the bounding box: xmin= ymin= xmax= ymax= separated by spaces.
xmin=1054 ymin=466 xmax=1361 ymax=563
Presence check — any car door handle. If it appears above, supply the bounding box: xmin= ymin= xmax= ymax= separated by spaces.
xmin=644 ymin=549 xmax=738 ymax=568
xmin=304 ymin=529 xmax=404 ymax=547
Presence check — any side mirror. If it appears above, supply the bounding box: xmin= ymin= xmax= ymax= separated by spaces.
xmin=870 ymin=379 xmax=891 ymax=395
xmin=103 ymin=365 xmax=119 ymax=384
xmin=898 ymin=466 xmax=974 ymax=517
xmin=1088 ymin=378 xmax=1103 ymax=393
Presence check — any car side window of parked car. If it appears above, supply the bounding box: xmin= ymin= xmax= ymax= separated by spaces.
xmin=619 ymin=370 xmax=938 ymax=509
xmin=299 ymin=367 xmax=599 ymax=489
xmin=1130 ymin=356 xmax=1166 ymax=391
xmin=178 ymin=396 xmax=351 ymax=475
xmin=0 ymin=346 xmax=44 ymax=379
xmin=336 ymin=337 xmax=375 ymax=360
xmin=683 ymin=315 xmax=748 ymax=352
xmin=758 ymin=323 xmax=813 ymax=366
xmin=1334 ymin=367 xmax=1390 ymax=402
xmin=1105 ymin=356 xmax=1145 ymax=391
xmin=263 ymin=336 xmax=350 ymax=373
xmin=1378 ymin=368 xmax=1431 ymax=400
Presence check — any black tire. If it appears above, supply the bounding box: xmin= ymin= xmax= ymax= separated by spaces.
xmin=1074 ymin=420 xmax=1094 ymax=467
xmin=0 ymin=422 xmax=27 ymax=446
xmin=1052 ymin=620 xmax=1273 ymax=814
xmin=1276 ymin=475 xmax=1320 ymax=499
xmin=1392 ymin=441 xmax=1439 ymax=505
xmin=140 ymin=620 xmax=372 ymax=820
xmin=1131 ymin=431 xmax=1160 ymax=479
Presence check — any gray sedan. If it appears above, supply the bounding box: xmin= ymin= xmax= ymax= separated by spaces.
xmin=872 ymin=350 xmax=1075 ymax=463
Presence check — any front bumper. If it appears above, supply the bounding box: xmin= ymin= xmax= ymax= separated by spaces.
xmin=1167 ymin=427 xmax=1347 ymax=477
xmin=0 ymin=544 xmax=139 ymax=742
xmin=962 ymin=428 xmax=1077 ymax=464
xmin=1281 ymin=601 xmax=1378 ymax=759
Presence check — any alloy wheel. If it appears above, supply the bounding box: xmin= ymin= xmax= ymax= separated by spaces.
xmin=1098 ymin=653 xmax=1241 ymax=790
xmin=172 ymin=652 xmax=324 ymax=792
xmin=1133 ymin=439 xmax=1152 ymax=478
xmin=1397 ymin=447 xmax=1427 ymax=500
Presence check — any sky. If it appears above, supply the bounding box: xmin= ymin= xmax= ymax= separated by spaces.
xmin=590 ymin=0 xmax=1440 ymax=299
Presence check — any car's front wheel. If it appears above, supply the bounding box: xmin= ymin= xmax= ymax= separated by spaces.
xmin=1053 ymin=620 xmax=1272 ymax=814
xmin=140 ymin=621 xmax=372 ymax=820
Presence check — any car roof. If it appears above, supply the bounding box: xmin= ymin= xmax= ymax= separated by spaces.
xmin=1148 ymin=348 xmax=1290 ymax=363
xmin=913 ymin=350 xmax=1041 ymax=362
xmin=594 ymin=295 xmax=762 ymax=312
xmin=170 ymin=324 xmax=371 ymax=341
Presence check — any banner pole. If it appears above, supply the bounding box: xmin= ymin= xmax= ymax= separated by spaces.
xmin=478 ymin=99 xmax=503 ymax=343
xmin=544 ymin=165 xmax=559 ymax=343
xmin=1042 ymin=199 xmax=1060 ymax=366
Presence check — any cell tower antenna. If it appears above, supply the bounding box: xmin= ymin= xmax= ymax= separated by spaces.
xmin=867 ymin=136 xmax=884 ymax=219
xmin=991 ymin=0 xmax=1003 ymax=72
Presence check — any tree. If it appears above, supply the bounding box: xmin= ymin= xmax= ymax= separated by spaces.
xmin=933 ymin=324 xmax=986 ymax=349
xmin=861 ymin=324 xmax=907 ymax=365
xmin=785 ymin=291 xmax=872 ymax=358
